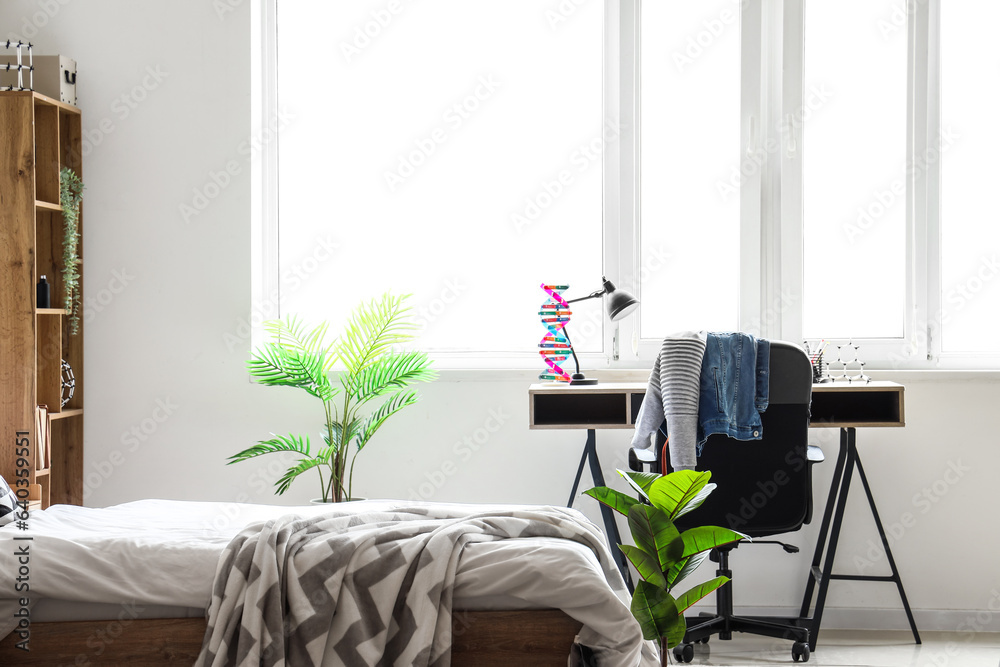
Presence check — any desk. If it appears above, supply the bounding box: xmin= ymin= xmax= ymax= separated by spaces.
xmin=528 ymin=380 xmax=920 ymax=649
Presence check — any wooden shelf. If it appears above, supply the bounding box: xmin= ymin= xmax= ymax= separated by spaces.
xmin=1 ymin=90 xmax=85 ymax=510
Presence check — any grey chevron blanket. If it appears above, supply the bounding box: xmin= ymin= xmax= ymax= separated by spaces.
xmin=195 ymin=504 xmax=623 ymax=667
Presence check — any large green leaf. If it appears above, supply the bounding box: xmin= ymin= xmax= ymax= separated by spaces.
xmin=673 ymin=576 xmax=730 ymax=614
xmin=619 ymin=545 xmax=666 ymax=588
xmin=628 ymin=504 xmax=683 ymax=571
xmin=348 ymin=350 xmax=436 ymax=401
xmin=672 ymin=526 xmax=747 ymax=559
xmin=618 ymin=469 xmax=661 ymax=501
xmin=665 ymin=551 xmax=709 ymax=589
xmin=630 ymin=581 xmax=683 ymax=642
xmin=334 ymin=293 xmax=420 ymax=375
xmin=355 ymin=390 xmax=419 ymax=451
xmin=227 ymin=433 xmax=311 ymax=464
xmin=648 ymin=470 xmax=713 ymax=519
xmin=584 ymin=487 xmax=641 ymax=517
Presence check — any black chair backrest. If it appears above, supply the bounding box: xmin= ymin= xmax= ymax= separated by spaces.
xmin=664 ymin=341 xmax=814 ymax=537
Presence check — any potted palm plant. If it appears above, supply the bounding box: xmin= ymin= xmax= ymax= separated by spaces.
xmin=229 ymin=293 xmax=436 ymax=502
xmin=586 ymin=470 xmax=746 ymax=665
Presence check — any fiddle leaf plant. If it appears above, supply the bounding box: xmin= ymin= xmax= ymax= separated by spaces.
xmin=585 ymin=470 xmax=747 ymax=654
xmin=229 ymin=293 xmax=436 ymax=502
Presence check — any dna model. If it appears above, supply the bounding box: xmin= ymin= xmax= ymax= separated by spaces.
xmin=538 ymin=284 xmax=573 ymax=382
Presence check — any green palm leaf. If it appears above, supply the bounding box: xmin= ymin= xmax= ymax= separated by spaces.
xmin=264 ymin=315 xmax=330 ymax=357
xmin=275 ymin=458 xmax=323 ymax=495
xmin=334 ymin=294 xmax=419 ymax=375
xmin=248 ymin=342 xmax=333 ymax=400
xmin=583 ymin=486 xmax=641 ymax=517
xmin=227 ymin=433 xmax=311 ymax=464
xmin=620 ymin=544 xmax=666 ymax=588
xmin=673 ymin=576 xmax=730 ymax=614
xmin=347 ymin=350 xmax=436 ymax=400
xmin=628 ymin=504 xmax=683 ymax=571
xmin=355 ymin=390 xmax=419 ymax=451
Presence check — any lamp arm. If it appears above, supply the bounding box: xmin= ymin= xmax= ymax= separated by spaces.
xmin=565 ymin=289 xmax=606 ymax=305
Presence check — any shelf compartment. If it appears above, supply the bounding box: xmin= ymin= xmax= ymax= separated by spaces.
xmin=36 ymin=314 xmax=63 ymax=413
xmin=35 ymin=208 xmax=66 ymax=309
xmin=50 ymin=416 xmax=83 ymax=505
xmin=34 ymin=100 xmax=60 ymax=204
xmin=60 ymin=108 xmax=82 ymax=174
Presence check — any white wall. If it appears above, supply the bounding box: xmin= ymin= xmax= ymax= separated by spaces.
xmin=4 ymin=0 xmax=999 ymax=633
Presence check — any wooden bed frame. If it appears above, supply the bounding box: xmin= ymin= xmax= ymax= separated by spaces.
xmin=0 ymin=610 xmax=583 ymax=666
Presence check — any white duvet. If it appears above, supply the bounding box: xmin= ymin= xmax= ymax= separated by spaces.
xmin=0 ymin=498 xmax=656 ymax=664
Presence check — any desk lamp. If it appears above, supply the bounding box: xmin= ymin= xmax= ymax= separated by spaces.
xmin=539 ymin=277 xmax=639 ymax=386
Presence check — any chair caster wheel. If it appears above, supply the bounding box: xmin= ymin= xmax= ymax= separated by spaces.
xmin=672 ymin=643 xmax=694 ymax=663
xmin=792 ymin=641 xmax=810 ymax=662
xmin=698 ymin=636 xmax=710 ymax=644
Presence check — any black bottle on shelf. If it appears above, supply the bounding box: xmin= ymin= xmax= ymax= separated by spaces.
xmin=37 ymin=275 xmax=51 ymax=309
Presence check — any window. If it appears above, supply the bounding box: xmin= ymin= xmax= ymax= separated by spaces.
xmin=638 ymin=0 xmax=742 ymax=339
xmin=801 ymin=0 xmax=907 ymax=341
xmin=256 ymin=0 xmax=1000 ymax=370
xmin=939 ymin=0 xmax=1000 ymax=355
xmin=271 ymin=0 xmax=606 ymax=365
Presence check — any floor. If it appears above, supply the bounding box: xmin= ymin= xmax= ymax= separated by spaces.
xmin=674 ymin=630 xmax=1000 ymax=666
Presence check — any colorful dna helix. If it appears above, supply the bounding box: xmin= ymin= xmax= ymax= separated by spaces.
xmin=538 ymin=283 xmax=573 ymax=383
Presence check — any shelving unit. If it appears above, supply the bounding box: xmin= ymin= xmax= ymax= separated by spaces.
xmin=0 ymin=90 xmax=84 ymax=509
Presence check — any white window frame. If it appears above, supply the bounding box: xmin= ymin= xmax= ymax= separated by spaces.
xmin=253 ymin=0 xmax=1000 ymax=373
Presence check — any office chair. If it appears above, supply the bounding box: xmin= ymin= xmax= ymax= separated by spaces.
xmin=628 ymin=340 xmax=823 ymax=663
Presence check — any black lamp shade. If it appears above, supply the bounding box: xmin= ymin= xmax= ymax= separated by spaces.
xmin=607 ymin=290 xmax=639 ymax=321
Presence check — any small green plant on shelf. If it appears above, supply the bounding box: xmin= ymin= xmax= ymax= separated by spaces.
xmin=228 ymin=293 xmax=436 ymax=502
xmin=586 ymin=470 xmax=746 ymax=663
xmin=59 ymin=167 xmax=84 ymax=335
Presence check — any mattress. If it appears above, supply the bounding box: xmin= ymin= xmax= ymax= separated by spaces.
xmin=0 ymin=498 xmax=656 ymax=663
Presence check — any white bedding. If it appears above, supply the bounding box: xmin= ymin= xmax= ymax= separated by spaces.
xmin=0 ymin=499 xmax=656 ymax=664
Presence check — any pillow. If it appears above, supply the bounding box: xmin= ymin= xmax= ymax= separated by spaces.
xmin=0 ymin=475 xmax=21 ymax=526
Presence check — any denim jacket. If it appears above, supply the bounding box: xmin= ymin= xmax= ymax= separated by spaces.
xmin=696 ymin=332 xmax=770 ymax=452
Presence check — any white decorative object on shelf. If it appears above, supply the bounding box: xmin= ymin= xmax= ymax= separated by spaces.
xmin=828 ymin=340 xmax=871 ymax=384
xmin=0 ymin=40 xmax=33 ymax=91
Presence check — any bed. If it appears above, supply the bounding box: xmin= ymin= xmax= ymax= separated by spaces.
xmin=0 ymin=499 xmax=655 ymax=665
